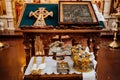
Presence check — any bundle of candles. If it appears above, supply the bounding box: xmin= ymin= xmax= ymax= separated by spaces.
xmin=31 ymin=57 xmax=46 ymax=75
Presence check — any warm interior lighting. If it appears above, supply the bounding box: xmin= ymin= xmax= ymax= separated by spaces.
xmin=109 ymin=5 xmax=120 ymax=48
xmin=0 ymin=20 xmax=4 ymax=48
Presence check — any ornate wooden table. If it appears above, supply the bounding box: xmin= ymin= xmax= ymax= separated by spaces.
xmin=24 ymin=56 xmax=83 ymax=80
xmin=20 ymin=29 xmax=102 ymax=66
xmin=23 ymin=56 xmax=97 ymax=80
xmin=24 ymin=73 xmax=82 ymax=80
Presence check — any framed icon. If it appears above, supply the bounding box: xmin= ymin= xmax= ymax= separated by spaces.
xmin=59 ymin=1 xmax=99 ymax=26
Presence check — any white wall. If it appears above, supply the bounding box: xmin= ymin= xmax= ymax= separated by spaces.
xmin=103 ymin=0 xmax=111 ymax=18
xmin=0 ymin=0 xmax=14 ymax=30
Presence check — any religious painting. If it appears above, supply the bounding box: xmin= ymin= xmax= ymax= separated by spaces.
xmin=11 ymin=0 xmax=25 ymax=28
xmin=0 ymin=0 xmax=2 ymax=15
xmin=110 ymin=0 xmax=120 ymax=14
xmin=34 ymin=0 xmax=49 ymax=3
xmin=15 ymin=0 xmax=24 ymax=21
xmin=59 ymin=1 xmax=98 ymax=26
xmin=33 ymin=0 xmax=40 ymax=3
xmin=0 ymin=0 xmax=6 ymax=15
xmin=92 ymin=0 xmax=104 ymax=13
xmin=40 ymin=0 xmax=50 ymax=3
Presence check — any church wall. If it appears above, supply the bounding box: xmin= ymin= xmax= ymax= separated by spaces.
xmin=103 ymin=0 xmax=111 ymax=18
xmin=0 ymin=0 xmax=14 ymax=30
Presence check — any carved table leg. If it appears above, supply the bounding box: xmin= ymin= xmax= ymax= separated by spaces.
xmin=88 ymin=33 xmax=100 ymax=80
xmin=87 ymin=37 xmax=93 ymax=52
xmin=30 ymin=36 xmax=35 ymax=56
xmin=40 ymin=34 xmax=52 ymax=56
xmin=92 ymin=33 xmax=100 ymax=61
xmin=24 ymin=47 xmax=31 ymax=66
xmin=23 ymin=34 xmax=31 ymax=66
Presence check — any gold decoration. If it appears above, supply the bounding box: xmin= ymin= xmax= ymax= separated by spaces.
xmin=109 ymin=5 xmax=120 ymax=48
xmin=81 ymin=58 xmax=90 ymax=69
xmin=29 ymin=7 xmax=53 ymax=27
xmin=37 ymin=57 xmax=45 ymax=75
xmin=57 ymin=61 xmax=69 ymax=73
xmin=31 ymin=57 xmax=37 ymax=74
xmin=0 ymin=42 xmax=4 ymax=48
xmin=31 ymin=57 xmax=45 ymax=75
xmin=0 ymin=20 xmax=4 ymax=48
xmin=71 ymin=44 xmax=94 ymax=72
xmin=35 ymin=36 xmax=44 ymax=55
xmin=0 ymin=0 xmax=6 ymax=15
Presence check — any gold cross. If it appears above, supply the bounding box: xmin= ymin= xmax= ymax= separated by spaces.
xmin=29 ymin=7 xmax=53 ymax=27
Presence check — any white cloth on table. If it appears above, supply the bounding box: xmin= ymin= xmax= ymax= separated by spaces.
xmin=31 ymin=64 xmax=37 ymax=71
xmin=83 ymin=70 xmax=96 ymax=80
xmin=37 ymin=63 xmax=46 ymax=70
xmin=24 ymin=56 xmax=97 ymax=80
